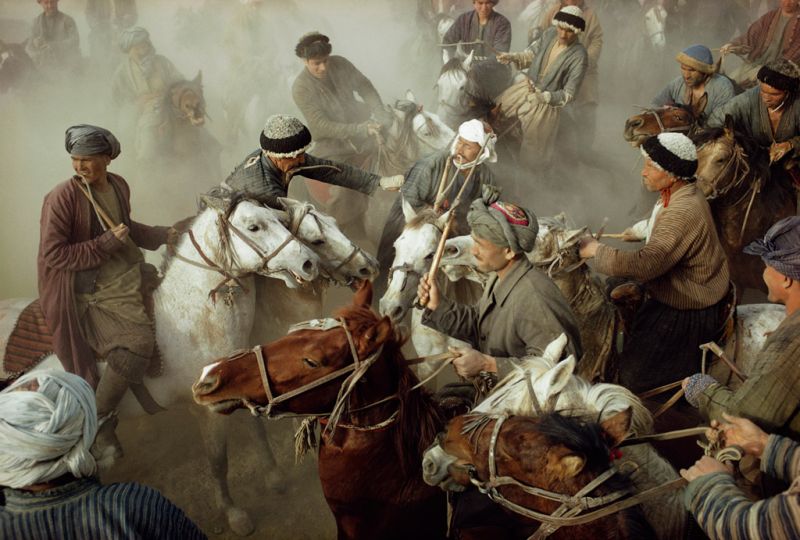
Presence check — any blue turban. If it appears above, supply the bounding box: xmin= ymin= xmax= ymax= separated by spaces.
xmin=65 ymin=125 xmax=121 ymax=159
xmin=676 ymin=45 xmax=715 ymax=74
xmin=744 ymin=216 xmax=800 ymax=280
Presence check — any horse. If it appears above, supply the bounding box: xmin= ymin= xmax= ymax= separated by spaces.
xmin=424 ymin=410 xmax=655 ymax=539
xmin=692 ymin=122 xmax=797 ymax=294
xmin=0 ymin=40 xmax=37 ymax=94
xmin=435 ymin=52 xmax=474 ymax=129
xmin=623 ymin=105 xmax=697 ymax=147
xmin=192 ymin=281 xmax=448 ymax=540
xmin=0 ymin=196 xmax=320 ymax=535
xmin=423 ymin=334 xmax=685 ymax=538
xmin=378 ymin=200 xmax=479 ymax=381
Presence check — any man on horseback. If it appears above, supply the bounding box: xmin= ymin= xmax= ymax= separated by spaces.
xmin=442 ymin=0 xmax=512 ymax=61
xmin=683 ymin=216 xmax=800 ymax=439
xmin=417 ymin=195 xmax=582 ymax=379
xmin=708 ymin=58 xmax=800 ymax=211
xmin=579 ymin=133 xmax=730 ymax=393
xmin=720 ymin=0 xmax=800 ymax=88
xmin=653 ymin=45 xmax=735 ymax=126
xmin=375 ymin=119 xmax=498 ymax=295
xmin=496 ymin=5 xmax=588 ymax=171
xmin=111 ymin=26 xmax=183 ymax=163
xmin=38 ymin=125 xmax=177 ymax=458
xmin=291 ymin=32 xmax=394 ymax=242
xmin=25 ymin=0 xmax=81 ymax=76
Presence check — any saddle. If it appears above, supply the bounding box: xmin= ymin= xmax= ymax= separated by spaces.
xmin=2 ymin=299 xmax=54 ymax=382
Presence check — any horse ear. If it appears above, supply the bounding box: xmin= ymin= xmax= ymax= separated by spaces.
xmin=371 ymin=316 xmax=394 ymax=345
xmin=532 ymin=356 xmax=575 ymax=409
xmin=559 ymin=454 xmax=585 ymax=478
xmin=542 ymin=333 xmax=568 ymax=364
xmin=463 ymin=50 xmax=475 ymax=70
xmin=600 ymin=407 xmax=633 ymax=447
xmin=405 ymin=89 xmax=417 ymax=103
xmin=436 ymin=208 xmax=453 ymax=230
xmin=401 ymin=197 xmax=417 ymax=222
xmin=193 ymin=70 xmax=202 ymax=85
xmin=353 ymin=279 xmax=373 ymax=308
xmin=723 ymin=115 xmax=735 ymax=140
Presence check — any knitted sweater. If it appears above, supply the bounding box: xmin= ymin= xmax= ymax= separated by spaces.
xmin=593 ymin=183 xmax=729 ymax=309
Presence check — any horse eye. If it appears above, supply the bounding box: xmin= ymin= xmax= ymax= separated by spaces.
xmin=425 ymin=252 xmax=435 ymax=260
xmin=247 ymin=224 xmax=260 ymax=232
xmin=303 ymin=358 xmax=319 ymax=368
xmin=311 ymin=239 xmax=325 ymax=246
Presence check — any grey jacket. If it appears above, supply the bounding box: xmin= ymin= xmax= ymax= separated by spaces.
xmin=527 ymin=27 xmax=588 ymax=107
xmin=422 ymin=258 xmax=582 ymax=376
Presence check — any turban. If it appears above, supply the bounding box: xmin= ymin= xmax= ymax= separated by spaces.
xmin=744 ymin=216 xmax=800 ymax=280
xmin=553 ymin=5 xmax=586 ymax=34
xmin=676 ymin=45 xmax=715 ymax=75
xmin=0 ymin=371 xmax=98 ymax=489
xmin=119 ymin=26 xmax=151 ymax=53
xmin=640 ymin=132 xmax=697 ymax=180
xmin=468 ymin=198 xmax=538 ymax=254
xmin=450 ymin=119 xmax=498 ymax=170
xmin=757 ymin=58 xmax=800 ymax=93
xmin=65 ymin=124 xmax=121 ymax=159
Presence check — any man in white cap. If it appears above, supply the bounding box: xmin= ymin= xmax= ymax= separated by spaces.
xmin=375 ymin=119 xmax=499 ymax=295
xmin=497 ymin=5 xmax=588 ymax=171
xmin=0 ymin=371 xmax=205 ymax=539
xmin=578 ymin=132 xmax=730 ymax=393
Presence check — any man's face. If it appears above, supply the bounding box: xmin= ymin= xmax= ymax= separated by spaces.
xmin=473 ymin=0 xmax=495 ymax=19
xmin=38 ymin=0 xmax=58 ymax=15
xmin=269 ymin=152 xmax=306 ymax=173
xmin=760 ymin=82 xmax=789 ymax=110
xmin=641 ymin=158 xmax=675 ymax=192
xmin=72 ymin=154 xmax=110 ymax=184
xmin=471 ymin=233 xmax=513 ymax=273
xmin=781 ymin=0 xmax=799 ymax=14
xmin=680 ymin=64 xmax=707 ymax=88
xmin=557 ymin=27 xmax=578 ymax=46
xmin=129 ymin=41 xmax=151 ymax=61
xmin=305 ymin=56 xmax=329 ymax=80
xmin=453 ymin=137 xmax=482 ymax=166
xmin=763 ymin=264 xmax=790 ymax=304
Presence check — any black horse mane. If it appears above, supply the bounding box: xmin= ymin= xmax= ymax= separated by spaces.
xmin=334 ymin=303 xmax=445 ymax=476
xmin=691 ymin=126 xmax=770 ymax=182
xmin=462 ymin=58 xmax=513 ymax=117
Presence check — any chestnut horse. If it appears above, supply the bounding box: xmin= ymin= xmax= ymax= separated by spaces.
xmin=422 ymin=410 xmax=655 ymax=540
xmin=623 ymin=105 xmax=696 ymax=147
xmin=193 ymin=282 xmax=447 ymax=540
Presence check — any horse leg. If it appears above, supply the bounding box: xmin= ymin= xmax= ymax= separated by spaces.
xmin=249 ymin=416 xmax=286 ymax=493
xmin=191 ymin=408 xmax=255 ymax=536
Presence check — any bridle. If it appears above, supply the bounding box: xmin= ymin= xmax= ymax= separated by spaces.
xmin=642 ymin=107 xmax=692 ymax=135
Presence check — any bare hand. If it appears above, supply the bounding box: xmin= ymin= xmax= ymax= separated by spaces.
xmin=680 ymin=456 xmax=733 ymax=482
xmin=681 ymin=376 xmax=690 ymax=392
xmin=770 ymin=141 xmax=792 ymax=163
xmin=417 ymin=274 xmax=440 ymax=311
xmin=496 ymin=52 xmax=513 ymax=65
xmin=111 ymin=223 xmax=129 ymax=242
xmin=577 ymin=237 xmax=599 ymax=259
xmin=719 ymin=43 xmax=733 ymax=55
xmin=449 ymin=345 xmax=494 ymax=379
xmin=716 ymin=413 xmax=770 ymax=458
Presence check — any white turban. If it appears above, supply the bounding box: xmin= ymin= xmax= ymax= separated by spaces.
xmin=450 ymin=119 xmax=498 ymax=170
xmin=0 ymin=371 xmax=98 ymax=489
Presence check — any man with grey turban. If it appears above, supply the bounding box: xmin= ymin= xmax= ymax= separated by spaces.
xmin=418 ymin=195 xmax=581 ymax=381
xmin=38 ymin=124 xmax=177 ymax=460
xmin=111 ymin=26 xmax=183 ymax=161
xmin=0 ymin=371 xmax=205 ymax=539
xmin=682 ymin=216 xmax=800 ymax=440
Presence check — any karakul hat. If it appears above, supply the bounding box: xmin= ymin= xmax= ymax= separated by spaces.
xmin=259 ymin=115 xmax=312 ymax=158
xmin=640 ymin=133 xmax=697 ymax=180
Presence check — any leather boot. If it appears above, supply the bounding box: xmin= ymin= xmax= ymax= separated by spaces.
xmin=92 ymin=366 xmax=129 ymax=461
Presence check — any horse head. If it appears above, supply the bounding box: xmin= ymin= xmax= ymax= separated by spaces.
xmin=623 ymin=105 xmax=695 ymax=147
xmin=379 ymin=200 xmax=451 ymax=323
xmin=197 ymin=192 xmax=320 ymax=289
xmin=440 ymin=235 xmax=486 ymax=286
xmin=435 ymin=53 xmax=471 ymax=128
xmin=169 ymin=70 xmax=206 ymax=126
xmin=278 ymin=197 xmax=379 ymax=286
xmin=643 ymin=4 xmax=668 ymax=51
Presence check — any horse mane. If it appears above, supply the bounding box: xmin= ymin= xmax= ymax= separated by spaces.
xmin=691 ymin=127 xmax=770 ymax=182
xmin=440 ymin=56 xmax=466 ymax=77
xmin=406 ymin=207 xmax=442 ymax=230
xmin=333 ymin=303 xmax=445 ymax=476
xmin=465 ymin=59 xmax=513 ymax=102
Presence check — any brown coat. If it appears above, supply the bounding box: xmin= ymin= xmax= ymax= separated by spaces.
xmin=731 ymin=8 xmax=800 ymax=64
xmin=37 ymin=174 xmax=168 ymax=387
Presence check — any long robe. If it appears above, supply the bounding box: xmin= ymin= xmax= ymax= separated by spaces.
xmin=442 ymin=9 xmax=512 ymax=59
xmin=37 ymin=174 xmax=169 ymax=387
xmin=25 ymin=10 xmax=80 ymax=72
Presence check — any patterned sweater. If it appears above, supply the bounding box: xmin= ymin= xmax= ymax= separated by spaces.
xmin=1 ymin=477 xmax=206 ymax=539
xmin=685 ymin=434 xmax=800 ymax=540
xmin=593 ymin=183 xmax=729 ymax=310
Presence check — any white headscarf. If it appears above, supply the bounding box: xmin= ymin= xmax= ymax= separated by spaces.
xmin=0 ymin=371 xmax=98 ymax=489
xmin=450 ymin=119 xmax=498 ymax=170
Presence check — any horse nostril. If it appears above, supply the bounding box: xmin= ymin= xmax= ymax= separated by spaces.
xmin=358 ymin=267 xmax=371 ymax=276
xmin=302 ymin=260 xmax=314 ymax=274
xmin=423 ymin=456 xmax=437 ymax=476
xmin=390 ymin=305 xmax=405 ymax=322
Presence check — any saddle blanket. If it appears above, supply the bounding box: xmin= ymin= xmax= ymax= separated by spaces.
xmin=1 ymin=299 xmax=53 ymax=381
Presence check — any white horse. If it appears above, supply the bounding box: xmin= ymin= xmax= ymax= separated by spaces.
xmin=435 ymin=50 xmax=474 ymax=129
xmin=0 ymin=197 xmax=320 ymax=536
xmin=423 ymin=333 xmax=687 ymax=538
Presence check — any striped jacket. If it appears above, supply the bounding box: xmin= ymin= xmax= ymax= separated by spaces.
xmin=1 ymin=477 xmax=206 ymax=539
xmin=685 ymin=434 xmax=800 ymax=539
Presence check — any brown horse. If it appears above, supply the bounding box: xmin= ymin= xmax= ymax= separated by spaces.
xmin=192 ymin=281 xmax=447 ymax=540
xmin=422 ymin=410 xmax=655 ymax=539
xmin=692 ymin=122 xmax=796 ymax=293
xmin=623 ymin=105 xmax=696 ymax=146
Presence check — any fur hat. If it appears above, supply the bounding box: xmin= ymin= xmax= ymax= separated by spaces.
xmin=676 ymin=45 xmax=715 ymax=74
xmin=757 ymin=58 xmax=800 ymax=93
xmin=295 ymin=31 xmax=332 ymax=59
xmin=640 ymin=133 xmax=697 ymax=180
xmin=552 ymin=5 xmax=586 ymax=34
xmin=260 ymin=115 xmax=312 ymax=158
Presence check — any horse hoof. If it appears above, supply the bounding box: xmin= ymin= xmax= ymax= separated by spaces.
xmin=226 ymin=507 xmax=255 ymax=536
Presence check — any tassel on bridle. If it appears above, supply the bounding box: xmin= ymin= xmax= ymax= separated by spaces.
xmin=293 ymin=417 xmax=319 ymax=464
